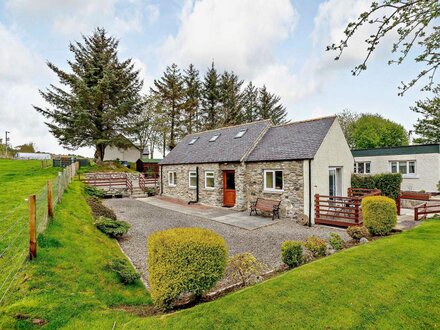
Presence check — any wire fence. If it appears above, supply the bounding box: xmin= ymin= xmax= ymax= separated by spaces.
xmin=0 ymin=162 xmax=79 ymax=306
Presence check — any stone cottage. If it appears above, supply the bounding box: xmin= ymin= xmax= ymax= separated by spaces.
xmin=159 ymin=116 xmax=353 ymax=224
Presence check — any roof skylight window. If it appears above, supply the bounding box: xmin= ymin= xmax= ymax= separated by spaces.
xmin=209 ymin=134 xmax=221 ymax=142
xmin=188 ymin=137 xmax=199 ymax=145
xmin=234 ymin=129 xmax=247 ymax=138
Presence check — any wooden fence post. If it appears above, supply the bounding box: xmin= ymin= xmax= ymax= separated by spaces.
xmin=354 ymin=199 xmax=360 ymax=224
xmin=47 ymin=180 xmax=54 ymax=219
xmin=57 ymin=172 xmax=63 ymax=203
xmin=29 ymin=194 xmax=37 ymax=260
xmin=314 ymin=194 xmax=320 ymax=223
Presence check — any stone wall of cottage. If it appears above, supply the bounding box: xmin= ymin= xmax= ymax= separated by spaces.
xmin=245 ymin=161 xmax=304 ymax=218
xmin=161 ymin=163 xmax=247 ymax=209
xmin=161 ymin=160 xmax=304 ymax=218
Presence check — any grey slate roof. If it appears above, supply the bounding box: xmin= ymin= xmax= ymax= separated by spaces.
xmin=246 ymin=116 xmax=336 ymax=162
xmin=159 ymin=120 xmax=271 ymax=165
xmin=159 ymin=116 xmax=336 ymax=165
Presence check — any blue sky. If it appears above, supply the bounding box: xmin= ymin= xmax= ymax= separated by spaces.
xmin=0 ymin=0 xmax=429 ymax=156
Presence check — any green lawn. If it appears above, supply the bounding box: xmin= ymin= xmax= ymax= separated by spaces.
xmin=1 ymin=162 xmax=439 ymax=328
xmin=0 ymin=182 xmax=151 ymax=329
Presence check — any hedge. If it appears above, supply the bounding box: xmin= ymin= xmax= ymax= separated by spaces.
xmin=147 ymin=228 xmax=228 ymax=310
xmin=281 ymin=241 xmax=303 ymax=268
xmin=351 ymin=173 xmax=402 ymax=200
xmin=362 ymin=196 xmax=397 ymax=236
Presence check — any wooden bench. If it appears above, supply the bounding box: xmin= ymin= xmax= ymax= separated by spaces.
xmin=250 ymin=198 xmax=281 ymax=220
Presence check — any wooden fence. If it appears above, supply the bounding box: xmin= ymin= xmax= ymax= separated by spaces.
xmin=315 ymin=188 xmax=381 ymax=227
xmin=414 ymin=202 xmax=440 ymax=221
xmin=0 ymin=162 xmax=79 ymax=305
xmin=83 ymin=172 xmax=133 ymax=194
xmin=401 ymin=191 xmax=432 ymax=201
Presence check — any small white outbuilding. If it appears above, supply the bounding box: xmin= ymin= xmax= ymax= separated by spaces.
xmin=15 ymin=152 xmax=51 ymax=160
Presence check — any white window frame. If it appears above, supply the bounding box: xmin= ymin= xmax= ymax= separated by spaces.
xmin=263 ymin=170 xmax=284 ymax=192
xmin=354 ymin=161 xmax=371 ymax=174
xmin=389 ymin=160 xmax=417 ymax=176
xmin=168 ymin=171 xmax=177 ymax=186
xmin=204 ymin=171 xmax=215 ymax=189
xmin=188 ymin=171 xmax=197 ymax=189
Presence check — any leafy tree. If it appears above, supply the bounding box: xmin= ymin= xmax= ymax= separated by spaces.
xmin=351 ymin=114 xmax=409 ymax=149
xmin=16 ymin=142 xmax=36 ymax=153
xmin=327 ymin=0 xmax=439 ymax=95
xmin=151 ymin=63 xmax=185 ymax=150
xmin=182 ymin=64 xmax=201 ymax=134
xmin=257 ymin=85 xmax=287 ymax=124
xmin=219 ymin=71 xmax=244 ymax=126
xmin=201 ymin=62 xmax=221 ymax=130
xmin=337 ymin=109 xmax=360 ymax=148
xmin=34 ymin=28 xmax=143 ymax=161
xmin=412 ymin=86 xmax=440 ymax=143
xmin=242 ymin=81 xmax=259 ymax=123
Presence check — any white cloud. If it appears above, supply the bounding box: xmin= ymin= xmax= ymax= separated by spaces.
xmin=5 ymin=0 xmax=160 ymax=36
xmin=160 ymin=0 xmax=297 ymax=76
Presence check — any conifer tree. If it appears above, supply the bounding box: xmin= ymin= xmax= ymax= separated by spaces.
xmin=219 ymin=71 xmax=244 ymax=126
xmin=201 ymin=62 xmax=221 ymax=130
xmin=242 ymin=81 xmax=259 ymax=123
xmin=183 ymin=64 xmax=201 ymax=134
xmin=151 ymin=63 xmax=185 ymax=150
xmin=257 ymin=85 xmax=287 ymax=124
xmin=34 ymin=28 xmax=143 ymax=161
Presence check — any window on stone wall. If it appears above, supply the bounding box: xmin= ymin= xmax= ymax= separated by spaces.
xmin=168 ymin=171 xmax=177 ymax=186
xmin=189 ymin=171 xmax=197 ymax=188
xmin=264 ymin=170 xmax=283 ymax=191
xmin=205 ymin=171 xmax=215 ymax=189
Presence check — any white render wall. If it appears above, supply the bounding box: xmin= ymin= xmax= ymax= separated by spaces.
xmin=303 ymin=120 xmax=354 ymax=224
xmin=354 ymin=153 xmax=440 ymax=192
xmin=103 ymin=146 xmax=140 ymax=163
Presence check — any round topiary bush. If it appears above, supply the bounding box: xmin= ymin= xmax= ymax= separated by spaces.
xmin=281 ymin=241 xmax=303 ymax=268
xmin=147 ymin=227 xmax=228 ymax=310
xmin=362 ymin=196 xmax=397 ymax=236
xmin=304 ymin=236 xmax=327 ymax=258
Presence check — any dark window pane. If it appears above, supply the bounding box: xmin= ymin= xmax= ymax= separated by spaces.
xmin=275 ymin=171 xmax=283 ymax=190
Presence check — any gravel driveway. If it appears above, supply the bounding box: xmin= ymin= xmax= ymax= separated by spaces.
xmin=104 ymin=198 xmax=348 ymax=284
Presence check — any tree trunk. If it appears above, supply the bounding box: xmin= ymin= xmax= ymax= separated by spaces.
xmin=94 ymin=143 xmax=106 ymax=163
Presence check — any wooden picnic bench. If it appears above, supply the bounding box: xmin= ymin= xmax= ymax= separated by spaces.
xmin=250 ymin=198 xmax=281 ymax=220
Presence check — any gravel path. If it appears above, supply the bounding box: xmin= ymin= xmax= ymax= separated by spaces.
xmin=104 ymin=198 xmax=349 ymax=284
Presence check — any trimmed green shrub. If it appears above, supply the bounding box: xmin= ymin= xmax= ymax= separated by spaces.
xmin=281 ymin=241 xmax=303 ymax=268
xmin=84 ymin=185 xmax=105 ymax=198
xmin=108 ymin=259 xmax=140 ymax=284
xmin=148 ymin=228 xmax=228 ymax=310
xmin=227 ymin=252 xmax=265 ymax=286
xmin=346 ymin=226 xmax=370 ymax=240
xmin=94 ymin=217 xmax=131 ymax=238
xmin=304 ymin=236 xmax=327 ymax=258
xmin=86 ymin=197 xmax=117 ymax=220
xmin=351 ymin=173 xmax=402 ymax=200
xmin=328 ymin=233 xmax=344 ymax=250
xmin=362 ymin=196 xmax=397 ymax=236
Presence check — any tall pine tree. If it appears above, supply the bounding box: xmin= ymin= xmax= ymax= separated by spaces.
xmin=151 ymin=63 xmax=185 ymax=150
xmin=257 ymin=85 xmax=287 ymax=124
xmin=242 ymin=81 xmax=259 ymax=123
xmin=201 ymin=62 xmax=221 ymax=130
xmin=219 ymin=71 xmax=244 ymax=126
xmin=182 ymin=64 xmax=201 ymax=134
xmin=34 ymin=28 xmax=143 ymax=161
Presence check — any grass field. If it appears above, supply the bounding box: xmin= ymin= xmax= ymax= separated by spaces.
xmin=0 ymin=159 xmax=60 ymax=307
xmin=0 ymin=182 xmax=151 ymax=329
xmin=1 ymin=160 xmax=439 ymax=328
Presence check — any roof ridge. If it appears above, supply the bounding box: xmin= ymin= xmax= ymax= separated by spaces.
xmin=186 ymin=119 xmax=272 ymax=136
xmin=273 ymin=115 xmax=336 ymax=128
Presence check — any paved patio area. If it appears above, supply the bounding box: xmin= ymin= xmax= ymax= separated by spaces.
xmin=140 ymin=196 xmax=277 ymax=230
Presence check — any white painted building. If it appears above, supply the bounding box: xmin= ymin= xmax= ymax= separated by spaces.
xmin=352 ymin=144 xmax=440 ymax=192
xmin=103 ymin=145 xmax=140 ymax=163
xmin=15 ymin=152 xmax=51 ymax=160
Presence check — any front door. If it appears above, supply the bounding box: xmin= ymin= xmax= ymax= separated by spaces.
xmin=223 ymin=170 xmax=236 ymax=207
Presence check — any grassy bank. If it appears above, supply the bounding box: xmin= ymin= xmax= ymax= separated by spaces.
xmin=0 ymin=182 xmax=151 ymax=329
